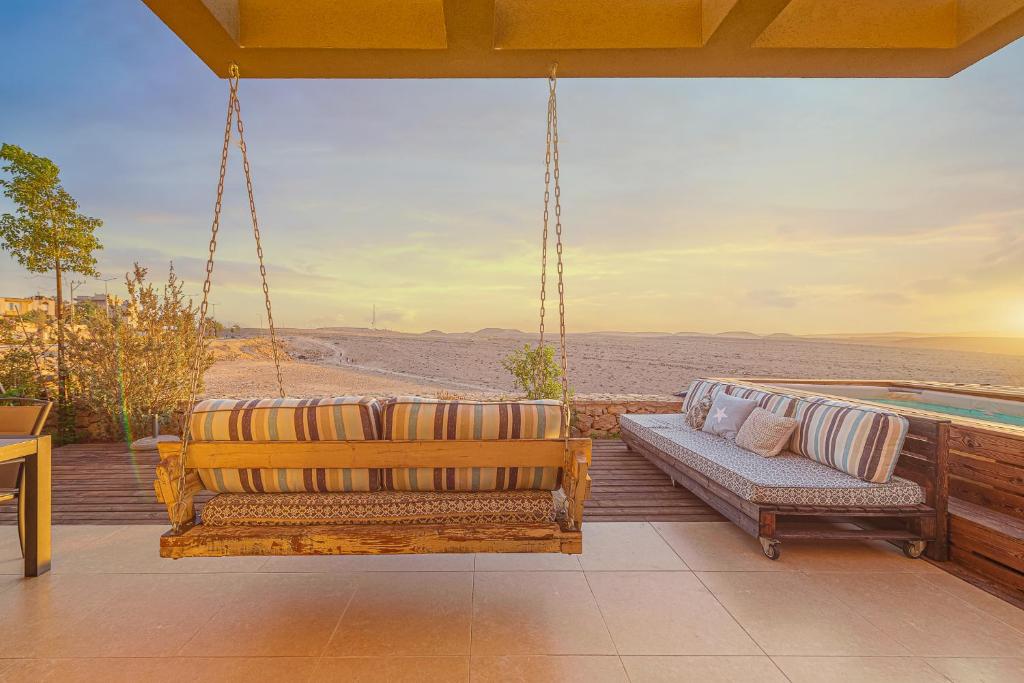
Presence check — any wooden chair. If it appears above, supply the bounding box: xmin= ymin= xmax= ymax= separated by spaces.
xmin=0 ymin=398 xmax=53 ymax=555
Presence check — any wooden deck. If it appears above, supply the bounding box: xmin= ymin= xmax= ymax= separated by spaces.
xmin=0 ymin=440 xmax=719 ymax=525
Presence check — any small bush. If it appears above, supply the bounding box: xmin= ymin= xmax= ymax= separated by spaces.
xmin=66 ymin=263 xmax=213 ymax=441
xmin=0 ymin=316 xmax=52 ymax=398
xmin=501 ymin=343 xmax=569 ymax=401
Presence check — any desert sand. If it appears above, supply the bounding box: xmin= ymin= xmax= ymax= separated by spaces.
xmin=201 ymin=328 xmax=1024 ymax=399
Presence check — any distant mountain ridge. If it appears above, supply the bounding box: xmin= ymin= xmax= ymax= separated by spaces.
xmin=302 ymin=325 xmax=1024 ymax=356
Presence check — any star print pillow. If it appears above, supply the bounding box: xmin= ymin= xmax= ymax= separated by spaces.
xmin=701 ymin=393 xmax=758 ymax=441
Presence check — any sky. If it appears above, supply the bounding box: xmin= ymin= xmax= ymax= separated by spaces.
xmin=2 ymin=2 xmax=1024 ymax=336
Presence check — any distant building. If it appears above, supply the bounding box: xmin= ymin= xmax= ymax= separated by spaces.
xmin=0 ymin=295 xmax=55 ymax=318
xmin=74 ymin=293 xmax=111 ymax=307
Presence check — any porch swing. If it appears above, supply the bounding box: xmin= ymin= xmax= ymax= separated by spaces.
xmin=153 ymin=65 xmax=592 ymax=558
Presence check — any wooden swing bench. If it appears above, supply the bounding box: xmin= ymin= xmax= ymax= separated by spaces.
xmin=154 ymin=399 xmax=591 ymax=558
xmin=155 ymin=64 xmax=585 ymax=557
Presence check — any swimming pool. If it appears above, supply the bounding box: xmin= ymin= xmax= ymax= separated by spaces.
xmin=766 ymin=382 xmax=1024 ymax=428
xmin=867 ymin=398 xmax=1024 ymax=428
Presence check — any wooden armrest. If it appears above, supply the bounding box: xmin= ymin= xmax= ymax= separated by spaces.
xmin=154 ymin=449 xmax=202 ymax=526
xmin=562 ymin=448 xmax=592 ymax=528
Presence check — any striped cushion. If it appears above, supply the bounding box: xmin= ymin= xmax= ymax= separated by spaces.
xmin=197 ymin=467 xmax=379 ymax=493
xmin=381 ymin=466 xmax=563 ymax=492
xmin=723 ymin=384 xmax=797 ymax=417
xmin=381 ymin=398 xmax=563 ymax=440
xmin=790 ymin=398 xmax=909 ymax=484
xmin=189 ymin=397 xmax=381 ymax=441
xmin=682 ymin=380 xmax=729 ymax=412
xmin=200 ymin=490 xmax=559 ymax=526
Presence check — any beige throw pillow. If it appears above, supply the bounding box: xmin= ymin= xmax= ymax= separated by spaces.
xmin=685 ymin=394 xmax=713 ymax=430
xmin=736 ymin=407 xmax=799 ymax=457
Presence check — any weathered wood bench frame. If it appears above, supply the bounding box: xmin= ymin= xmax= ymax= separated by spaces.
xmin=622 ymin=415 xmax=949 ymax=561
xmin=154 ymin=438 xmax=592 ymax=557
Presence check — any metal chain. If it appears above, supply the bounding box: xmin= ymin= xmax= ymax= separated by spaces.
xmin=170 ymin=66 xmax=238 ymax=531
xmin=231 ymin=77 xmax=285 ymax=398
xmin=170 ymin=64 xmax=286 ymax=531
xmin=549 ymin=67 xmax=572 ymax=444
xmin=537 ymin=72 xmax=554 ymax=389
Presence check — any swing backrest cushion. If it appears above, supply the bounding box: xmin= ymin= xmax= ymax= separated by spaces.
xmin=379 ymin=397 xmax=565 ymax=492
xmin=189 ymin=397 xmax=381 ymax=441
xmin=191 ymin=397 xmax=382 ymax=493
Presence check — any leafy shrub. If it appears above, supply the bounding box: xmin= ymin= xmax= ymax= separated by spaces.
xmin=66 ymin=263 xmax=213 ymax=441
xmin=501 ymin=343 xmax=569 ymax=401
xmin=0 ymin=316 xmax=52 ymax=398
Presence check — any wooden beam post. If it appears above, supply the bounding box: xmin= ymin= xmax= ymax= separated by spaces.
xmin=928 ymin=421 xmax=951 ymax=561
xmin=23 ymin=435 xmax=50 ymax=577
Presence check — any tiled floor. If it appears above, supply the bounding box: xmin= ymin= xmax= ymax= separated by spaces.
xmin=0 ymin=522 xmax=1022 ymax=682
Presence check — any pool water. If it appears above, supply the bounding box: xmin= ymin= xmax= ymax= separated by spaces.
xmin=870 ymin=399 xmax=1024 ymax=427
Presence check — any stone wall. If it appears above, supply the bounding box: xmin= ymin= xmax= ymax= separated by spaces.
xmin=42 ymin=403 xmax=185 ymax=444
xmin=571 ymin=399 xmax=683 ymax=438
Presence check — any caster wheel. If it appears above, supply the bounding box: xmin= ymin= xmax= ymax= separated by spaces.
xmin=759 ymin=538 xmax=781 ymax=561
xmin=903 ymin=541 xmax=926 ymax=559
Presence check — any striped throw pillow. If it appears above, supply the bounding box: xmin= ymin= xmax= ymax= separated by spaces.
xmin=189 ymin=397 xmax=381 ymax=441
xmin=381 ymin=398 xmax=563 ymax=440
xmin=723 ymin=384 xmax=797 ymax=417
xmin=197 ymin=467 xmax=379 ymax=493
xmin=682 ymin=380 xmax=729 ymax=412
xmin=790 ymin=398 xmax=909 ymax=483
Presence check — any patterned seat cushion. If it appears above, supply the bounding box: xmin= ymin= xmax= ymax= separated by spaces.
xmin=200 ymin=490 xmax=559 ymax=526
xmin=380 ymin=398 xmax=565 ymax=492
xmin=190 ymin=397 xmax=382 ymax=493
xmin=620 ymin=414 xmax=924 ymax=507
xmin=790 ymin=398 xmax=909 ymax=484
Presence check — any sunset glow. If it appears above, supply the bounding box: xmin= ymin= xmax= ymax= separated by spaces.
xmin=2 ymin=2 xmax=1023 ymax=336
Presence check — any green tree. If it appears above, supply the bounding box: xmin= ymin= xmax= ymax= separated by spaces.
xmin=501 ymin=343 xmax=568 ymax=401
xmin=0 ymin=144 xmax=103 ymax=442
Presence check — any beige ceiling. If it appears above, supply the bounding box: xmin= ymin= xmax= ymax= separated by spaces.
xmin=143 ymin=0 xmax=1024 ymax=78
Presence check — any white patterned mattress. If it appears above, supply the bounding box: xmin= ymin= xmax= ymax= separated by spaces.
xmin=620 ymin=414 xmax=924 ymax=507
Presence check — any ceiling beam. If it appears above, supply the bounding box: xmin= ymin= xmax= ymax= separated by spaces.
xmin=702 ymin=0 xmax=792 ymax=49
xmin=141 ymin=0 xmax=1024 ymax=78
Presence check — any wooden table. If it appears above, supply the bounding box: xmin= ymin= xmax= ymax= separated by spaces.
xmin=0 ymin=436 xmax=50 ymax=576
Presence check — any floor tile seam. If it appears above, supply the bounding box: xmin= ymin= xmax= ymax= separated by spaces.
xmin=581 ymin=567 xmax=622 ymax=658
xmin=171 ymin=589 xmax=242 ymax=657
xmin=918 ymin=657 xmax=957 ymax=683
xmin=689 ymin=570 xmax=772 ymax=659
xmin=915 ymin=573 xmax=1024 ymax=638
xmin=317 ymin=586 xmax=359 ymax=660
xmin=763 ymin=655 xmax=796 ymax=683
xmin=469 ymin=569 xmax=476 ymax=659
xmin=648 ymin=521 xmax=694 ymax=571
xmin=798 ymin=572 xmax=943 ymax=657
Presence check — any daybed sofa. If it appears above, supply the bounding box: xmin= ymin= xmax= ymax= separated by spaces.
xmin=621 ymin=380 xmax=949 ymax=560
xmin=155 ymin=396 xmax=592 ymax=556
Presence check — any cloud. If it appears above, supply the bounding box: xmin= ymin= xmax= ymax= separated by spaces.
xmin=746 ymin=289 xmax=799 ymax=309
